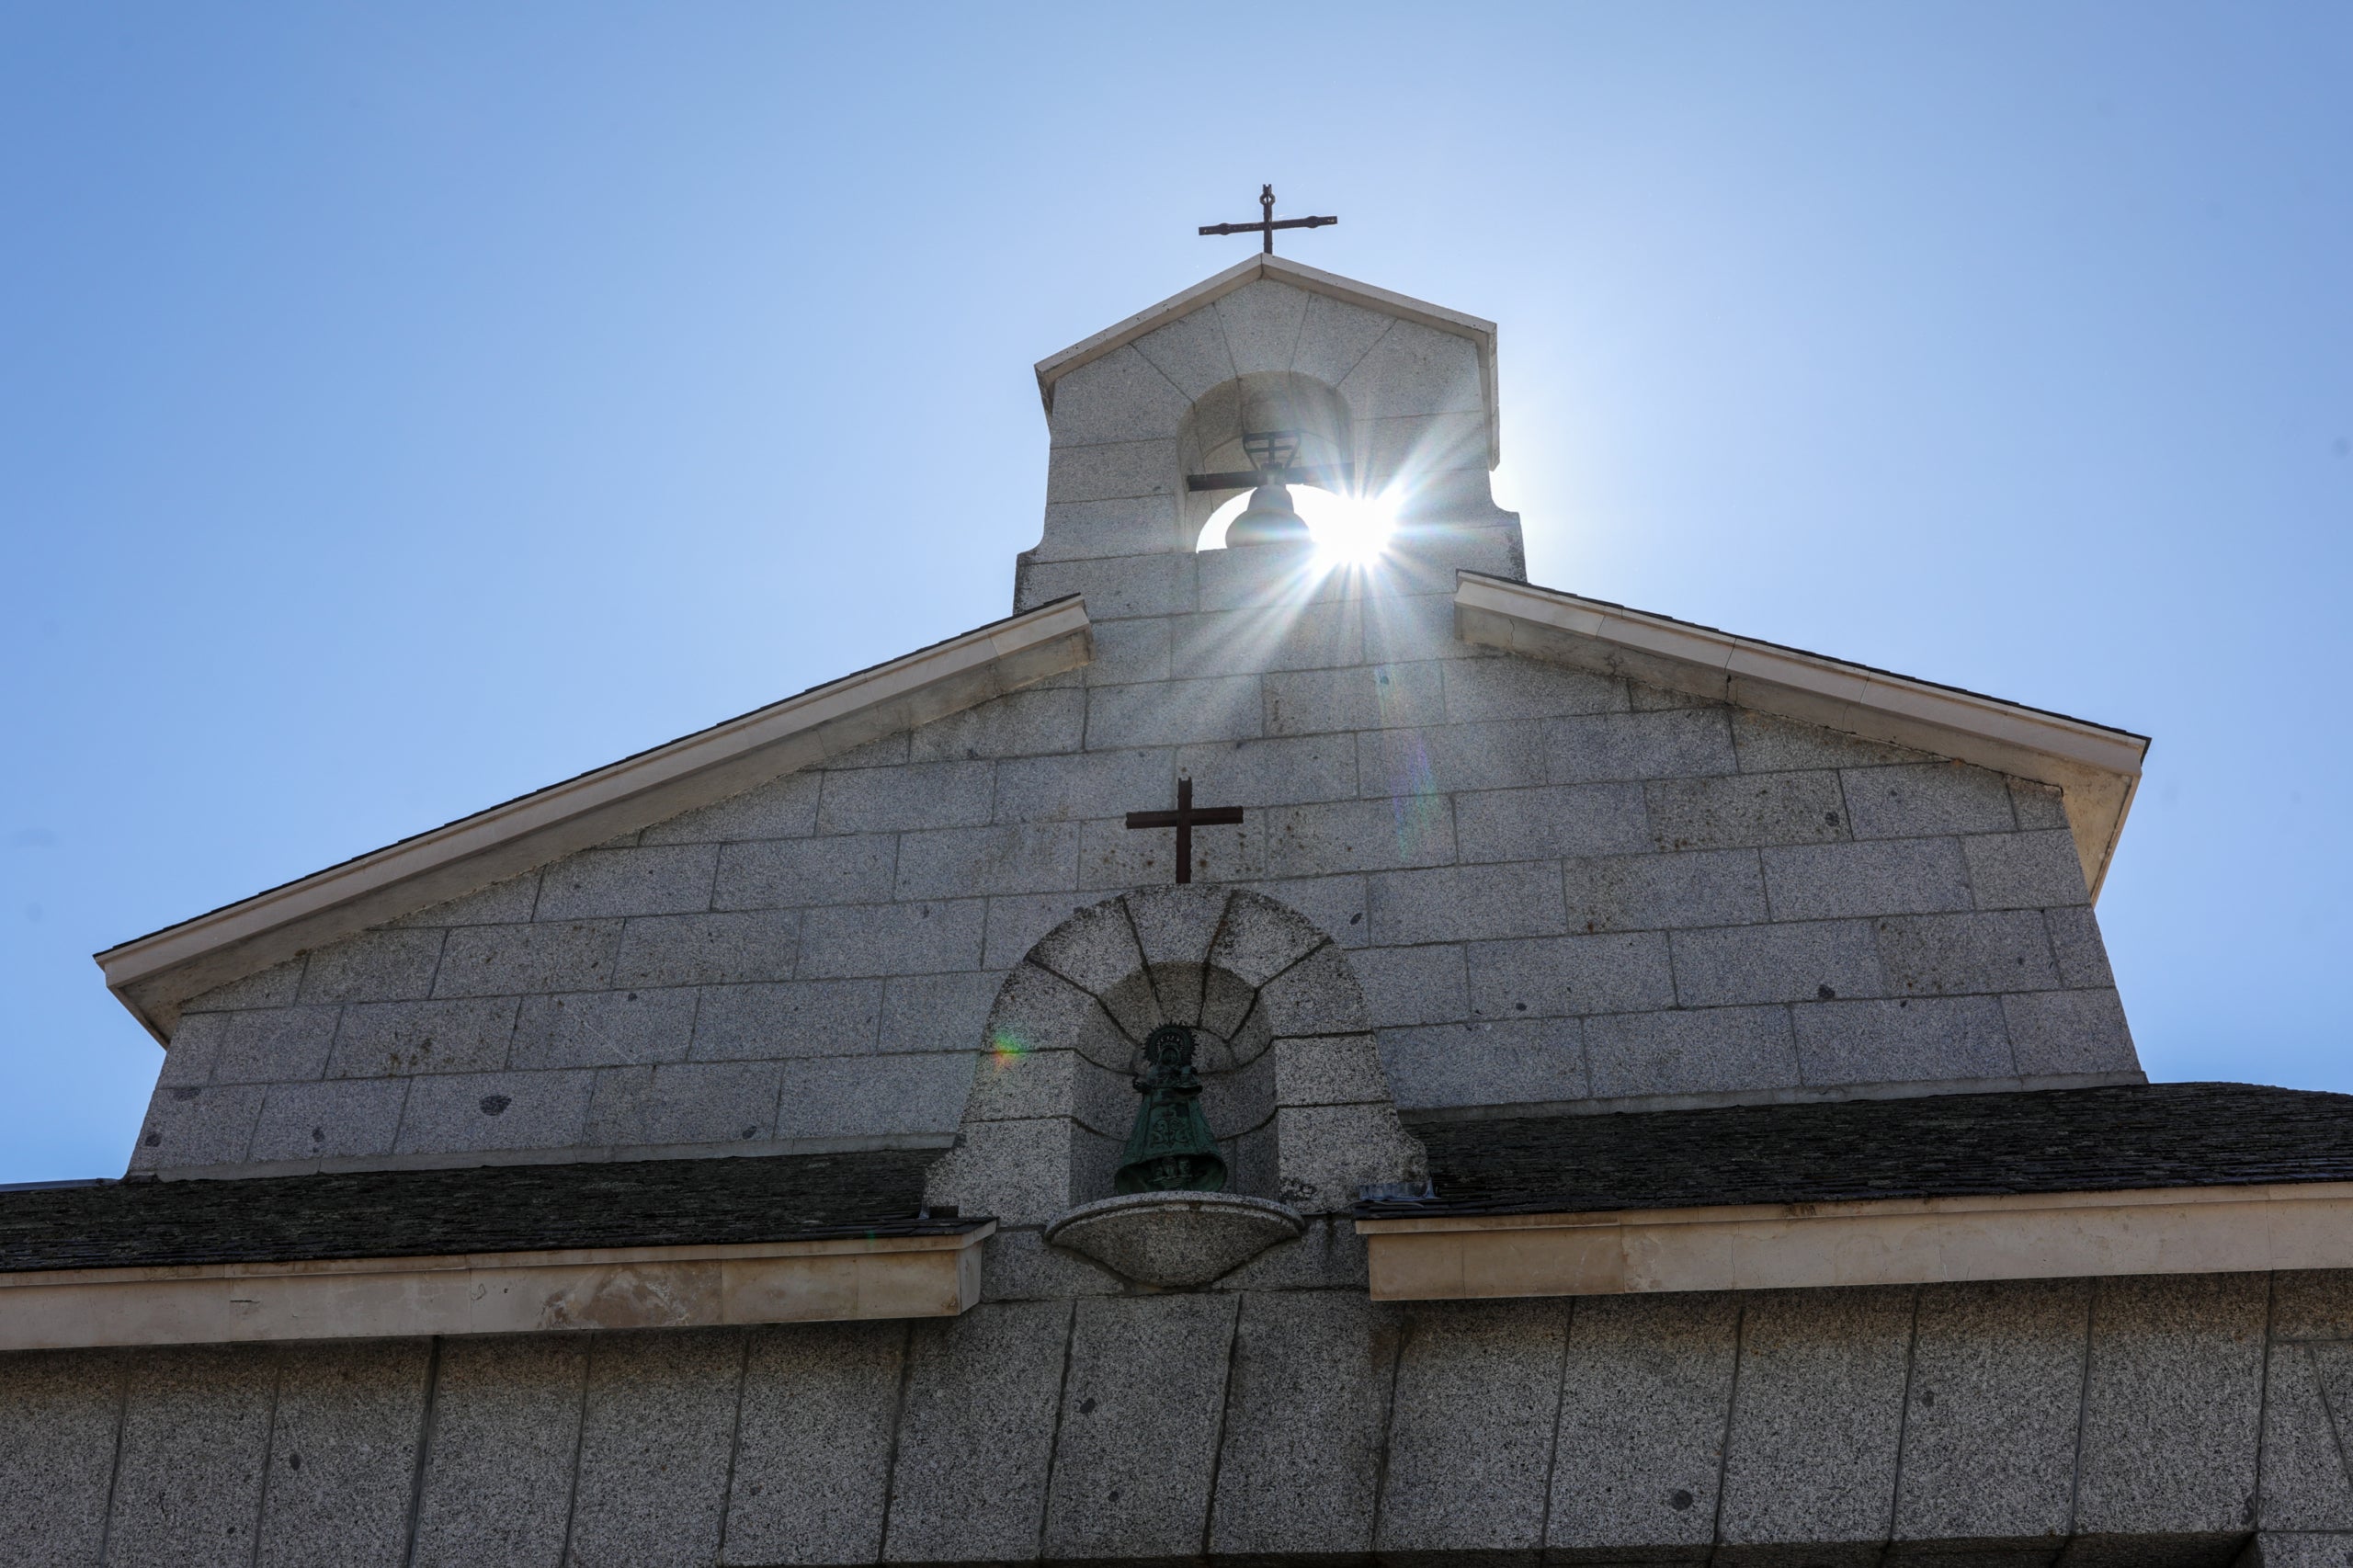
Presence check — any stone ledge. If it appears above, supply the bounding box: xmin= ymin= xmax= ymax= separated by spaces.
xmin=1358 ymin=1182 xmax=2353 ymax=1301
xmin=0 ymin=1224 xmax=994 ymax=1350
xmin=1452 ymin=572 xmax=2149 ymax=898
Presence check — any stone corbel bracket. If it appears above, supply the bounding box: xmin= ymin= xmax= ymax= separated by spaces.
xmin=1452 ymin=573 xmax=2150 ymax=899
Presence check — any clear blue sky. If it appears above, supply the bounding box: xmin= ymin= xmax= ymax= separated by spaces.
xmin=4 ymin=5 xmax=2347 ymax=1182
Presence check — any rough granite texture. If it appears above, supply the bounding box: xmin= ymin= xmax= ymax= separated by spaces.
xmin=4 ymin=1269 xmax=2341 ymax=1564
xmin=126 ymin=275 xmax=2139 ymax=1176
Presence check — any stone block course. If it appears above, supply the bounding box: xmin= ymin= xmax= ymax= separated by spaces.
xmin=1080 ymin=616 xmax=1172 ymax=686
xmin=183 ymin=957 xmax=306 ymax=1012
xmin=1264 ymin=660 xmax=1447 ymax=736
xmin=409 ymin=1335 xmax=587 ymax=1568
xmin=1763 ymin=836 xmax=1974 ymax=921
xmin=1843 ymin=761 xmax=2018 ymax=840
xmin=1378 ymin=1017 xmax=1587 ymax=1109
xmin=392 ymin=873 xmax=547 ymax=926
xmin=1717 ymin=1287 xmax=1915 ymax=1555
xmin=2043 ymin=906 xmax=2117 ymax=989
xmin=1467 ymin=930 xmax=1676 ymax=1019
xmin=1359 ymin=721 xmax=1545 ymax=797
xmin=1211 ymin=1292 xmax=1397 ymax=1558
xmin=908 ymin=687 xmax=1086 ymax=761
xmin=641 ymin=773 xmax=819 ymax=846
xmin=1441 ymin=653 xmax=1627 ymax=722
xmin=565 ymin=1329 xmax=744 ymax=1568
xmin=535 ymin=844 xmax=718 ymax=920
xmin=880 ymin=971 xmax=1000 ymax=1054
xmin=2008 ymin=778 xmax=2071 ymax=830
xmin=248 ymin=1076 xmax=410 ymax=1164
xmin=295 ymin=926 xmax=444 ymax=1005
xmin=1047 ymin=344 xmax=1195 ymax=448
xmin=994 ymin=745 xmax=1166 ymax=824
xmin=1547 ymin=707 xmax=1738 ymax=784
xmin=2002 ymin=988 xmax=2138 ymax=1077
xmin=722 ymin=1324 xmax=904 ymax=1565
xmin=1212 ymin=278 xmax=1313 ymax=373
xmin=511 ymin=986 xmax=699 ymax=1069
xmin=160 ymin=1009 xmax=231 ymax=1085
xmin=329 ymin=997 xmax=517 ymax=1077
xmin=2074 ymin=1273 xmax=2267 ymax=1539
xmin=434 ymin=920 xmax=621 ymax=998
xmin=1377 ymin=1299 xmax=1571 ymax=1557
xmin=211 ymin=1005 xmax=343 ymax=1084
xmin=2262 ymin=1341 xmax=2353 ymax=1529
xmin=1358 ymin=941 xmax=1469 ymax=1028
xmin=1672 ymin=918 xmax=1886 ymax=1007
xmin=884 ymin=1301 xmax=1073 ymax=1564
xmin=129 ymin=1082 xmax=266 ymax=1171
xmin=1732 ymin=710 xmax=1927 ymax=773
xmin=1043 ymin=1294 xmax=1240 ymax=1561
xmin=714 ymin=835 xmax=898 ymax=909
xmin=1358 ymin=588 xmax=1467 ymax=667
xmin=1563 ymin=847 xmax=1768 ymax=934
xmin=684 ymin=978 xmax=879 ymax=1061
xmin=816 ymin=760 xmax=996 ymax=835
xmin=1087 ymin=673 xmax=1264 ymax=747
xmin=1455 ymin=781 xmax=1650 ymax=863
xmin=893 ymin=823 xmax=1081 ymax=900
xmin=1877 ymin=911 xmax=2059 ymax=996
xmin=1169 ymin=599 xmax=1363 ymax=679
xmin=1369 ymin=861 xmax=1568 ymax=945
xmin=982 ymin=891 xmax=1101 ymax=970
xmin=1267 ymin=796 xmax=1459 ymax=876
xmin=1551 ymin=1292 xmax=1741 ymax=1557
xmin=1893 ymin=1278 xmax=2089 ymax=1549
xmin=105 ymin=1342 xmax=277 ymax=1568
xmin=774 ymin=1051 xmax=971 ymax=1140
xmin=0 ymin=1348 xmax=123 ymax=1568
xmin=1647 ymin=769 xmax=1849 ymax=851
xmin=392 ymin=1069 xmax=594 ymax=1154
xmin=1585 ymin=1005 xmax=1802 ymax=1101
xmin=1963 ymin=828 xmax=2090 ymax=909
xmin=614 ymin=909 xmax=801 ymax=987
xmin=1042 ymin=436 xmax=1180 ymax=506
xmin=798 ymin=899 xmax=986 ymax=978
xmin=1177 ymin=733 xmax=1359 ymax=808
xmin=1791 ymin=995 xmax=2014 ymax=1086
xmin=1029 ymin=495 xmax=1186 ymax=563
xmin=587 ymin=1059 xmax=782 ymax=1146
xmin=255 ymin=1338 xmax=431 ymax=1568
xmin=1017 ymin=550 xmax=1196 ymax=619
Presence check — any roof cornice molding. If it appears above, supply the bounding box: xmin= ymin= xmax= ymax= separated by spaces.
xmin=1032 ymin=255 xmax=1502 ymax=468
xmin=97 ymin=597 xmax=1094 ymax=1042
xmin=1452 ymin=573 xmax=2149 ymax=899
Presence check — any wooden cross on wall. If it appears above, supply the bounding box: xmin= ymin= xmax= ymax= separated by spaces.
xmin=1124 ymin=778 xmax=1244 ymax=885
xmin=1199 ymin=184 xmax=1337 ymax=256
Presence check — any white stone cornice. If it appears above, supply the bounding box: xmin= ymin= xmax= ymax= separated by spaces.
xmin=0 ymin=1224 xmax=995 ymax=1351
xmin=1451 ymin=573 xmax=2149 ymax=899
xmin=95 ymin=597 xmax=1094 ymax=1041
xmin=1358 ymin=1183 xmax=2353 ymax=1300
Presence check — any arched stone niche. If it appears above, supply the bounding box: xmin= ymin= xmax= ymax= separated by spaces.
xmin=925 ymin=886 xmax=1426 ymax=1232
xmin=1176 ymin=370 xmax=1355 ymax=545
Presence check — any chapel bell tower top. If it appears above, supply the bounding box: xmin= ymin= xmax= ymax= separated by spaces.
xmin=1014 ymin=223 xmax=1522 ymax=612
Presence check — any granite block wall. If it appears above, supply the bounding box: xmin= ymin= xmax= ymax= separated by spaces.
xmin=125 ymin=274 xmax=2136 ymax=1176
xmin=6 ymin=1267 xmax=2338 ymax=1565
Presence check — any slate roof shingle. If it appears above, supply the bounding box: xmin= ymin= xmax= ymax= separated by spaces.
xmin=0 ymin=1150 xmax=981 ymax=1275
xmin=1361 ymin=1083 xmax=2353 ymax=1219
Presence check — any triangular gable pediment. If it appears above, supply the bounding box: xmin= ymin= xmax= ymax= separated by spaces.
xmin=1033 ymin=253 xmax=1502 ymax=469
xmin=95 ymin=598 xmax=1093 ymax=1040
xmin=1452 ymin=573 xmax=2150 ymax=898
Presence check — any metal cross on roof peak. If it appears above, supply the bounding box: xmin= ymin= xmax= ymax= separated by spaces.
xmin=1199 ymin=184 xmax=1337 ymax=256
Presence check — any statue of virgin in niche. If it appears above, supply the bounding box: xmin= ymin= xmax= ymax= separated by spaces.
xmin=1112 ymin=1024 xmax=1228 ymax=1194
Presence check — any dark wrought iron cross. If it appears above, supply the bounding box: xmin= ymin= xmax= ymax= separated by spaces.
xmin=1199 ymin=184 xmax=1337 ymax=256
xmin=1124 ymin=778 xmax=1244 ymax=885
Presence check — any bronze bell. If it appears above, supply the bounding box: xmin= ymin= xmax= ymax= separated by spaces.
xmin=1225 ymin=426 xmax=1313 ymax=548
xmin=1113 ymin=1024 xmax=1228 ymax=1194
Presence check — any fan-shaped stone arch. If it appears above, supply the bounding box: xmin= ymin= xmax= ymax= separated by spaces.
xmin=925 ymin=885 xmax=1424 ymax=1231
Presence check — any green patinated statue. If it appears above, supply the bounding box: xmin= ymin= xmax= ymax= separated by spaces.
xmin=1113 ymin=1024 xmax=1228 ymax=1194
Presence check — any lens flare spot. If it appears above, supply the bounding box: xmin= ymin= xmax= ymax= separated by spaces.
xmin=1198 ymin=484 xmax=1398 ymax=565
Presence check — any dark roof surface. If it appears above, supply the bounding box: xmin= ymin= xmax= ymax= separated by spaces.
xmin=1362 ymin=1083 xmax=2353 ymax=1219
xmin=0 ymin=1150 xmax=981 ymax=1275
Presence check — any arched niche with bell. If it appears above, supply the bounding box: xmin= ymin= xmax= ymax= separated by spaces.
xmin=924 ymin=886 xmax=1426 ymax=1284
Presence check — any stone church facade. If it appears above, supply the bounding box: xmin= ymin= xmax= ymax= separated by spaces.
xmin=6 ymin=253 xmax=2352 ymax=1565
